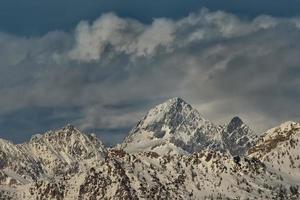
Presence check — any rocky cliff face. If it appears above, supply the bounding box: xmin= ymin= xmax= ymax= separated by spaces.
xmin=221 ymin=116 xmax=255 ymax=156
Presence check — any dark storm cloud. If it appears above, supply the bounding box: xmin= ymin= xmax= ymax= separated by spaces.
xmin=0 ymin=9 xmax=299 ymax=145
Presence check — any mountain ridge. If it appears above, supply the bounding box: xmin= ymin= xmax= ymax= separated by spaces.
xmin=0 ymin=97 xmax=299 ymax=199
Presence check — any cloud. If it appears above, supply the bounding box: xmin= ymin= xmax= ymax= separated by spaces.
xmin=0 ymin=9 xmax=299 ymax=145
xmin=68 ymin=13 xmax=176 ymax=61
xmin=67 ymin=9 xmax=295 ymax=63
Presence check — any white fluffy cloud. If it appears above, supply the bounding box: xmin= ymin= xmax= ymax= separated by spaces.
xmin=68 ymin=13 xmax=175 ymax=61
xmin=68 ymin=9 xmax=292 ymax=63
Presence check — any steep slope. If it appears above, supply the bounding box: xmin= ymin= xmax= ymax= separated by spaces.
xmin=248 ymin=121 xmax=300 ymax=184
xmin=0 ymin=139 xmax=43 ymax=184
xmin=221 ymin=116 xmax=256 ymax=156
xmin=121 ymin=98 xmax=220 ymax=154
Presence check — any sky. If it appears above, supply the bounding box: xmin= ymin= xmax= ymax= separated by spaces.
xmin=0 ymin=0 xmax=299 ymax=146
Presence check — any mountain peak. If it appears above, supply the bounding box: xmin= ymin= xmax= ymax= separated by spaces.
xmin=62 ymin=124 xmax=78 ymax=132
xmin=29 ymin=124 xmax=82 ymax=143
xmin=52 ymin=124 xmax=83 ymax=137
xmin=157 ymin=97 xmax=192 ymax=113
xmin=166 ymin=97 xmax=186 ymax=104
xmin=248 ymin=121 xmax=300 ymax=163
xmin=26 ymin=125 xmax=107 ymax=173
xmin=278 ymin=121 xmax=298 ymax=128
xmin=227 ymin=116 xmax=244 ymax=132
xmin=221 ymin=116 xmax=254 ymax=156
xmin=121 ymin=97 xmax=219 ymax=154
xmin=260 ymin=121 xmax=299 ymax=139
xmin=231 ymin=116 xmax=243 ymax=124
xmin=139 ymin=97 xmax=194 ymax=126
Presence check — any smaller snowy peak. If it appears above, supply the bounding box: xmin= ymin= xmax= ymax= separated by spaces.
xmin=248 ymin=121 xmax=300 ymax=157
xmin=0 ymin=125 xmax=109 ymax=187
xmin=28 ymin=124 xmax=107 ymax=157
xmin=252 ymin=121 xmax=300 ymax=145
xmin=29 ymin=124 xmax=103 ymax=147
xmin=26 ymin=125 xmax=108 ymax=175
xmin=280 ymin=120 xmax=297 ymax=127
xmin=263 ymin=121 xmax=299 ymax=139
xmin=30 ymin=124 xmax=82 ymax=141
xmin=221 ymin=116 xmax=254 ymax=156
xmin=248 ymin=121 xmax=300 ymax=182
xmin=227 ymin=116 xmax=244 ymax=132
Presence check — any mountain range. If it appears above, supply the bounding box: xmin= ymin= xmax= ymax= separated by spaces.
xmin=0 ymin=98 xmax=299 ymax=199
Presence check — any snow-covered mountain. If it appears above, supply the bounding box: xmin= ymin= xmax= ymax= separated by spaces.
xmin=1 ymin=139 xmax=299 ymax=199
xmin=0 ymin=98 xmax=299 ymax=199
xmin=121 ymin=98 xmax=255 ymax=156
xmin=121 ymin=97 xmax=220 ymax=155
xmin=28 ymin=149 xmax=298 ymax=200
